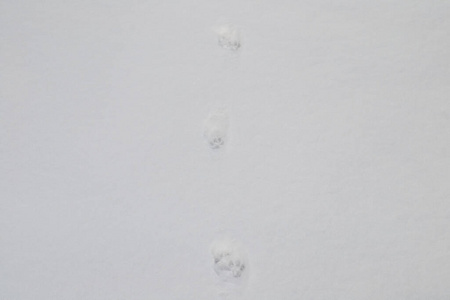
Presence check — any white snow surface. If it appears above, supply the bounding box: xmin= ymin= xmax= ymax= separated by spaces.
xmin=1 ymin=1 xmax=450 ymax=299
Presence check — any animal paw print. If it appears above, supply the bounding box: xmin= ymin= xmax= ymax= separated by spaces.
xmin=208 ymin=134 xmax=225 ymax=149
xmin=204 ymin=111 xmax=229 ymax=150
xmin=213 ymin=251 xmax=246 ymax=278
xmin=210 ymin=237 xmax=248 ymax=296
xmin=216 ymin=24 xmax=241 ymax=51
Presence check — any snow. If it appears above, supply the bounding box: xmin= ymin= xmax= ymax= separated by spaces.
xmin=1 ymin=1 xmax=450 ymax=299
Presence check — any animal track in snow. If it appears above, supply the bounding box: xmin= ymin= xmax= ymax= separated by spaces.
xmin=213 ymin=251 xmax=246 ymax=278
xmin=215 ymin=24 xmax=241 ymax=51
xmin=210 ymin=236 xmax=248 ymax=296
xmin=204 ymin=110 xmax=229 ymax=150
xmin=207 ymin=131 xmax=225 ymax=149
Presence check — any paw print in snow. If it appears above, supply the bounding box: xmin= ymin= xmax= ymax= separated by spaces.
xmin=214 ymin=252 xmax=246 ymax=278
xmin=210 ymin=237 xmax=248 ymax=287
xmin=215 ymin=24 xmax=241 ymax=51
xmin=209 ymin=137 xmax=224 ymax=149
xmin=204 ymin=110 xmax=229 ymax=150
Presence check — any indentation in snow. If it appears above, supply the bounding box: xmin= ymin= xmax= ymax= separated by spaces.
xmin=204 ymin=110 xmax=229 ymax=150
xmin=210 ymin=236 xmax=248 ymax=296
xmin=215 ymin=24 xmax=241 ymax=51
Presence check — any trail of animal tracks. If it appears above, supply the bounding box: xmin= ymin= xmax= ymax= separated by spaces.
xmin=1 ymin=1 xmax=450 ymax=299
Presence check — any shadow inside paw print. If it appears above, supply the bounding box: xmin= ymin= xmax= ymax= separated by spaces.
xmin=218 ymin=36 xmax=241 ymax=51
xmin=213 ymin=252 xmax=246 ymax=278
xmin=209 ymin=136 xmax=225 ymax=149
